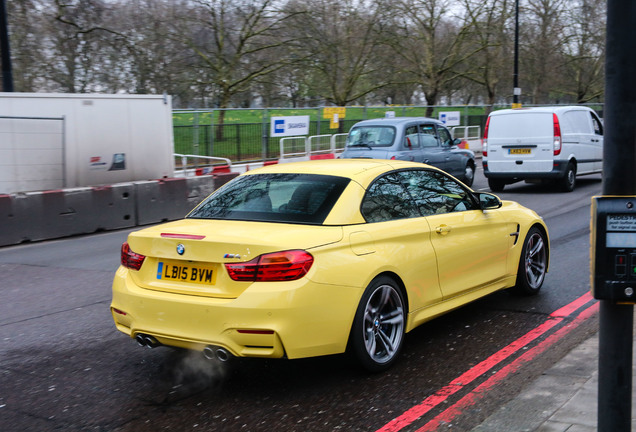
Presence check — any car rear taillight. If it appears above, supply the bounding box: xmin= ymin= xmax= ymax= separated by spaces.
xmin=121 ymin=242 xmax=146 ymax=270
xmin=482 ymin=116 xmax=490 ymax=157
xmin=225 ymin=250 xmax=314 ymax=282
xmin=553 ymin=113 xmax=562 ymax=156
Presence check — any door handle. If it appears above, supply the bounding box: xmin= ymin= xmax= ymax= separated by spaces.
xmin=435 ymin=225 xmax=452 ymax=235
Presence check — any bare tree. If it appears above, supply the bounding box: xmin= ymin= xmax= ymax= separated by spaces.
xmin=521 ymin=0 xmax=568 ymax=104
xmin=560 ymin=0 xmax=605 ymax=103
xmin=5 ymin=0 xmax=608 ymax=108
xmin=100 ymin=0 xmax=200 ymax=104
xmin=284 ymin=0 xmax=388 ymax=106
xmin=39 ymin=0 xmax=122 ymax=92
xmin=460 ymin=0 xmax=514 ymax=108
xmin=6 ymin=0 xmax=46 ymax=91
xmin=385 ymin=0 xmax=478 ymax=116
xmin=183 ymin=0 xmax=302 ymax=132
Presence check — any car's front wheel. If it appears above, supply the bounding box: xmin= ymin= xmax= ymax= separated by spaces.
xmin=350 ymin=276 xmax=406 ymax=372
xmin=511 ymin=227 xmax=548 ymax=295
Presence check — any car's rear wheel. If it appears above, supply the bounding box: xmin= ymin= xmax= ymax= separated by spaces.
xmin=463 ymin=163 xmax=475 ymax=187
xmin=488 ymin=178 xmax=505 ymax=192
xmin=559 ymin=163 xmax=576 ymax=192
xmin=511 ymin=227 xmax=548 ymax=295
xmin=350 ymin=276 xmax=405 ymax=372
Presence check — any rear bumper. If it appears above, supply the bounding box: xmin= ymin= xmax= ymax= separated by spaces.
xmin=483 ymin=160 xmax=567 ymax=181
xmin=111 ymin=266 xmax=361 ymax=359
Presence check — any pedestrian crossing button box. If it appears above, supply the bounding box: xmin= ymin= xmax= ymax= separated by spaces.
xmin=591 ymin=196 xmax=636 ymax=301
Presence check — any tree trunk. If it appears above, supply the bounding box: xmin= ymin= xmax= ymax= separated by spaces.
xmin=215 ymin=92 xmax=231 ymax=141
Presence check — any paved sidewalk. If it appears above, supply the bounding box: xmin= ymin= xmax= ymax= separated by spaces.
xmin=472 ymin=330 xmax=636 ymax=431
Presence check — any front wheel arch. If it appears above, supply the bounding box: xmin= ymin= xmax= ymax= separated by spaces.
xmin=510 ymin=225 xmax=549 ymax=295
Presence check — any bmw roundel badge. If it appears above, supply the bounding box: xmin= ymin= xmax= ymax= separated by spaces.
xmin=176 ymin=244 xmax=185 ymax=255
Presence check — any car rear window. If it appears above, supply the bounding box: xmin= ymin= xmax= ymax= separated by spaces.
xmin=187 ymin=173 xmax=350 ymax=224
xmin=346 ymin=126 xmax=396 ymax=148
xmin=488 ymin=112 xmax=552 ymax=138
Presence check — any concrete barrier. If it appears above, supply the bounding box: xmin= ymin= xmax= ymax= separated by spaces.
xmin=90 ymin=183 xmax=137 ymax=231
xmin=135 ymin=178 xmax=190 ymax=225
xmin=0 ymin=172 xmax=240 ymax=247
xmin=0 ymin=185 xmax=138 ymax=244
xmin=0 ymin=193 xmax=31 ymax=245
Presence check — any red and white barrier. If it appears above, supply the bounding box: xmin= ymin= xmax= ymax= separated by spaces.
xmin=0 ymin=172 xmax=238 ymax=247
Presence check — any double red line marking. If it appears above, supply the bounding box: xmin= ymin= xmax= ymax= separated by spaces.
xmin=377 ymin=292 xmax=598 ymax=432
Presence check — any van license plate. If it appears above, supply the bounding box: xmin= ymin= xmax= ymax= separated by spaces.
xmin=157 ymin=262 xmax=215 ymax=285
xmin=509 ymin=148 xmax=531 ymax=155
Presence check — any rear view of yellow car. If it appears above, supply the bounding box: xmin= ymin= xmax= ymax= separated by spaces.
xmin=111 ymin=159 xmax=549 ymax=371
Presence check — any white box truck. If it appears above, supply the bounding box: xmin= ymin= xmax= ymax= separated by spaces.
xmin=0 ymin=93 xmax=174 ymax=194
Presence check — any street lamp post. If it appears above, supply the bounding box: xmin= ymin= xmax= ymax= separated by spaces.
xmin=512 ymin=0 xmax=521 ymax=108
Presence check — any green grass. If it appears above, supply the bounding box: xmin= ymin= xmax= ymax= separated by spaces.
xmin=172 ymin=105 xmax=493 ymax=126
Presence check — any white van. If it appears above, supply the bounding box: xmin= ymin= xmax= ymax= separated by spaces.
xmin=482 ymin=106 xmax=603 ymax=192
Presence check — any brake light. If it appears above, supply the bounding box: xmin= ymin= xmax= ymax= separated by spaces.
xmin=482 ymin=117 xmax=490 ymax=157
xmin=553 ymin=113 xmax=562 ymax=156
xmin=121 ymin=242 xmax=146 ymax=270
xmin=160 ymin=233 xmax=206 ymax=240
xmin=225 ymin=250 xmax=314 ymax=282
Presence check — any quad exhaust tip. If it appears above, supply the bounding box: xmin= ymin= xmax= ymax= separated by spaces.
xmin=134 ymin=334 xmax=231 ymax=362
xmin=203 ymin=345 xmax=232 ymax=362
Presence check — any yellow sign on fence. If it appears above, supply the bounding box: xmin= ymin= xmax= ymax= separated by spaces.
xmin=323 ymin=107 xmax=346 ymax=119
xmin=324 ymin=107 xmax=346 ymax=129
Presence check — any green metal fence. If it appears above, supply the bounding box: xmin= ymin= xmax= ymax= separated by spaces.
xmin=173 ymin=104 xmax=604 ymax=164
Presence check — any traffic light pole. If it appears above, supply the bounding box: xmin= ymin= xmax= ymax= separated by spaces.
xmin=597 ymin=0 xmax=636 ymax=430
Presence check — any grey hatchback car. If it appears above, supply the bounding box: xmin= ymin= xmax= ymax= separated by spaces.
xmin=340 ymin=117 xmax=476 ymax=186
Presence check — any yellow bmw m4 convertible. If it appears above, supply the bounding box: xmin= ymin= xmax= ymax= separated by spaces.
xmin=111 ymin=159 xmax=549 ymax=372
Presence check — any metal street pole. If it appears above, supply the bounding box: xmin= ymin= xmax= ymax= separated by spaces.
xmin=0 ymin=0 xmax=14 ymax=92
xmin=597 ymin=0 xmax=636 ymax=430
xmin=512 ymin=0 xmax=520 ymax=108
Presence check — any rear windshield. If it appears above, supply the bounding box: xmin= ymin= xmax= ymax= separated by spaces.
xmin=489 ymin=112 xmax=552 ymax=138
xmin=187 ymin=173 xmax=350 ymax=224
xmin=346 ymin=126 xmax=396 ymax=148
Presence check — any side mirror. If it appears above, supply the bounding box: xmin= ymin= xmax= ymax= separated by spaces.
xmin=478 ymin=192 xmax=502 ymax=210
xmin=452 ymin=138 xmax=462 ymax=147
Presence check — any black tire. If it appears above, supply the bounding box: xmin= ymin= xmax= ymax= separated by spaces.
xmin=488 ymin=178 xmax=505 ymax=192
xmin=463 ymin=163 xmax=475 ymax=187
xmin=350 ymin=276 xmax=406 ymax=372
xmin=559 ymin=163 xmax=576 ymax=192
xmin=511 ymin=227 xmax=548 ymax=295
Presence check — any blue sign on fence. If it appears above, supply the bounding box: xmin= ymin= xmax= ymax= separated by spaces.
xmin=270 ymin=116 xmax=310 ymax=137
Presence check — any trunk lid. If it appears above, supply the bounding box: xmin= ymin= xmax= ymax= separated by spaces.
xmin=126 ymin=219 xmax=343 ymax=298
